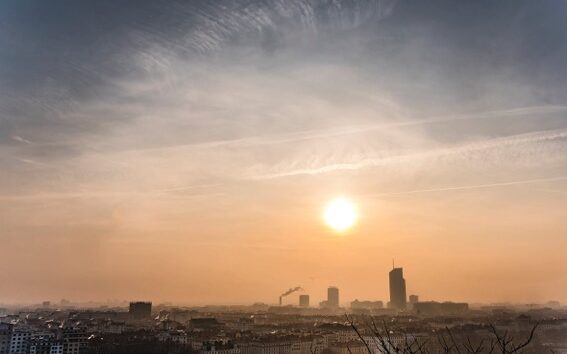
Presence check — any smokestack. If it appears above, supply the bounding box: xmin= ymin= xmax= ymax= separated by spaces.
xmin=280 ymin=287 xmax=303 ymax=297
xmin=279 ymin=286 xmax=303 ymax=306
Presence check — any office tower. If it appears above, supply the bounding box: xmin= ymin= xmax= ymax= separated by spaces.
xmin=129 ymin=301 xmax=152 ymax=319
xmin=299 ymin=294 xmax=310 ymax=307
xmin=327 ymin=286 xmax=339 ymax=308
xmin=389 ymin=268 xmax=407 ymax=310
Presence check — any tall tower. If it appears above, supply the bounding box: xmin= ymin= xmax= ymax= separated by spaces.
xmin=327 ymin=286 xmax=339 ymax=308
xmin=389 ymin=267 xmax=407 ymax=310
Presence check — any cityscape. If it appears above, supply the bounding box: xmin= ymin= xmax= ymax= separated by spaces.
xmin=2 ymin=0 xmax=567 ymax=353
xmin=0 ymin=267 xmax=565 ymax=353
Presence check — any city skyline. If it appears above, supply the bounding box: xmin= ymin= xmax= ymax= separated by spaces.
xmin=1 ymin=0 xmax=567 ymax=306
xmin=0 ymin=265 xmax=561 ymax=309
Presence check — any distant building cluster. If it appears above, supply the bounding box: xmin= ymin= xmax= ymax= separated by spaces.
xmin=350 ymin=300 xmax=383 ymax=310
xmin=0 ymin=268 xmax=565 ymax=353
xmin=413 ymin=301 xmax=469 ymax=316
xmin=0 ymin=323 xmax=86 ymax=354
xmin=277 ymin=265 xmax=467 ymax=319
xmin=1 ymin=301 xmax=566 ymax=354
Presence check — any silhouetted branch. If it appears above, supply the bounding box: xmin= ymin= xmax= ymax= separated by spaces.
xmin=345 ymin=314 xmax=373 ymax=354
xmin=488 ymin=322 xmax=539 ymax=354
xmin=345 ymin=316 xmax=539 ymax=354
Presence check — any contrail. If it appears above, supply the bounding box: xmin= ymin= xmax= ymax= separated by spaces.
xmin=375 ymin=177 xmax=567 ymax=197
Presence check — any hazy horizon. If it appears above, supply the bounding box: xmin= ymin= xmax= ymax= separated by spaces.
xmin=1 ymin=0 xmax=566 ymax=306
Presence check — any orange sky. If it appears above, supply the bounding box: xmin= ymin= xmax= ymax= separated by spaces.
xmin=1 ymin=0 xmax=567 ymax=306
xmin=2 ymin=162 xmax=566 ymax=305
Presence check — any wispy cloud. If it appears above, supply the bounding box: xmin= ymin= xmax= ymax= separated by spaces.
xmin=116 ymin=104 xmax=567 ymax=153
xmin=0 ymin=186 xmax=220 ymax=202
xmin=11 ymin=135 xmax=33 ymax=144
xmin=253 ymin=128 xmax=567 ymax=179
xmin=184 ymin=0 xmax=398 ymax=53
xmin=374 ymin=176 xmax=567 ymax=197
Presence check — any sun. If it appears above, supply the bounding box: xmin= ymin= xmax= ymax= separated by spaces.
xmin=323 ymin=197 xmax=358 ymax=232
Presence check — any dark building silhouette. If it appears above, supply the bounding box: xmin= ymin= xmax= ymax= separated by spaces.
xmin=189 ymin=318 xmax=224 ymax=332
xmin=389 ymin=267 xmax=407 ymax=310
xmin=409 ymin=294 xmax=419 ymax=309
xmin=413 ymin=301 xmax=469 ymax=316
xmin=318 ymin=287 xmax=339 ymax=309
xmin=299 ymin=294 xmax=310 ymax=307
xmin=327 ymin=286 xmax=339 ymax=308
xmin=129 ymin=301 xmax=152 ymax=320
xmin=350 ymin=299 xmax=384 ymax=310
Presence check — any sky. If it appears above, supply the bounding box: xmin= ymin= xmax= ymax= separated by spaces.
xmin=1 ymin=0 xmax=567 ymax=306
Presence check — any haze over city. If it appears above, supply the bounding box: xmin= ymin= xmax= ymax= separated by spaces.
xmin=1 ymin=0 xmax=567 ymax=307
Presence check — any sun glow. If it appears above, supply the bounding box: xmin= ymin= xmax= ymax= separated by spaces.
xmin=323 ymin=197 xmax=357 ymax=232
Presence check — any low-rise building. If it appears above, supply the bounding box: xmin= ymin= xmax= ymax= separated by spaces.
xmin=414 ymin=302 xmax=469 ymax=316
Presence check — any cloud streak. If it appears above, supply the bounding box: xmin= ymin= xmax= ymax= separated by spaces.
xmin=11 ymin=135 xmax=33 ymax=144
xmin=114 ymin=104 xmax=567 ymax=153
xmin=252 ymin=129 xmax=567 ymax=179
xmin=374 ymin=176 xmax=567 ymax=197
xmin=184 ymin=0 xmax=398 ymax=53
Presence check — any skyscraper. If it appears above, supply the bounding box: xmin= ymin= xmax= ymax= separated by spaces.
xmin=389 ymin=268 xmax=407 ymax=310
xmin=327 ymin=286 xmax=339 ymax=308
